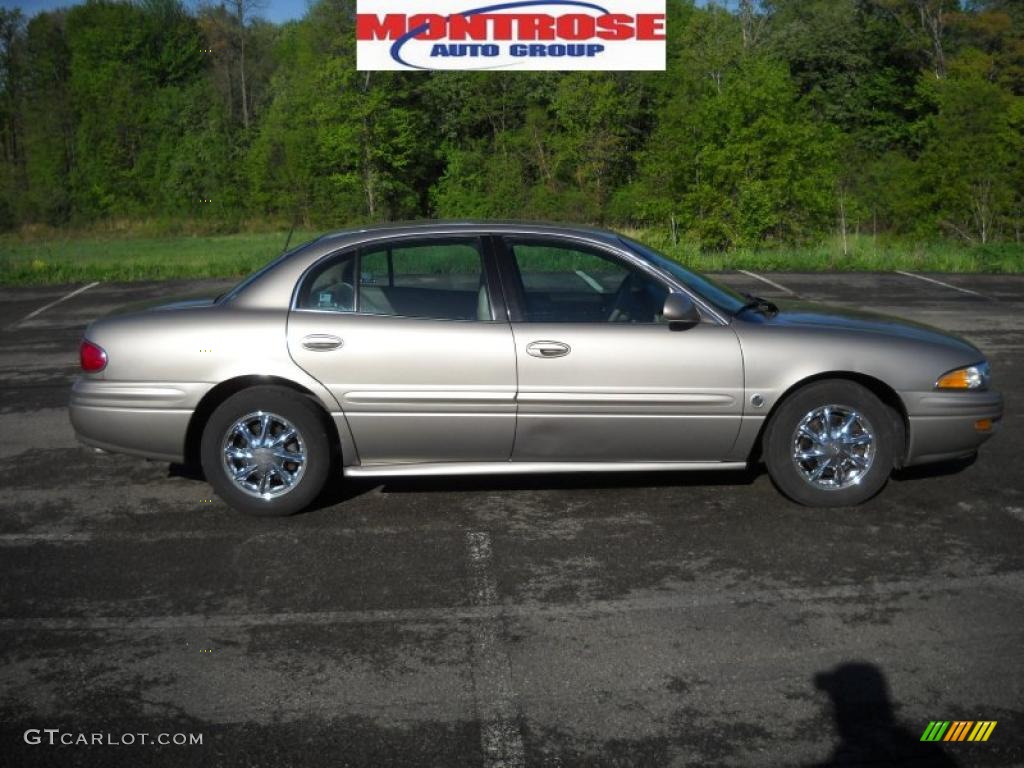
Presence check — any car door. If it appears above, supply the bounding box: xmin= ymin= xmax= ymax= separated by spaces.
xmin=499 ymin=236 xmax=744 ymax=462
xmin=287 ymin=235 xmax=517 ymax=464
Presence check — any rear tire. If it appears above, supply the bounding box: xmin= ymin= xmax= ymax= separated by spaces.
xmin=764 ymin=380 xmax=895 ymax=507
xmin=200 ymin=386 xmax=332 ymax=516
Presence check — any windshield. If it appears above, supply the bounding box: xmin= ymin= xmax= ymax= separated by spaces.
xmin=619 ymin=236 xmax=747 ymax=316
xmin=218 ymin=236 xmax=321 ymax=304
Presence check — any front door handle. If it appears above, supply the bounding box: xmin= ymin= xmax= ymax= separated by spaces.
xmin=301 ymin=334 xmax=343 ymax=351
xmin=526 ymin=340 xmax=571 ymax=359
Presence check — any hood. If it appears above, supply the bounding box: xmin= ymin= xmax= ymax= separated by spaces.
xmin=753 ymin=299 xmax=981 ymax=356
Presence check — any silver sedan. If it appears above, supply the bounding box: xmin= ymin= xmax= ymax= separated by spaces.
xmin=70 ymin=222 xmax=1003 ymax=515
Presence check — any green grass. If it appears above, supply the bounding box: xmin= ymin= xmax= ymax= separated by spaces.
xmin=1 ymin=227 xmax=1021 ymax=285
xmin=624 ymin=231 xmax=1024 ymax=274
xmin=0 ymin=229 xmax=319 ymax=285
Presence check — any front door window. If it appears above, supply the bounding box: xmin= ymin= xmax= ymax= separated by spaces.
xmin=508 ymin=241 xmax=669 ymax=324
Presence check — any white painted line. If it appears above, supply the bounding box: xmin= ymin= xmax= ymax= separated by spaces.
xmin=736 ymin=269 xmax=795 ymax=295
xmin=574 ymin=269 xmax=604 ymax=293
xmin=895 ymin=271 xmax=986 ymax=298
xmin=467 ymin=532 xmax=499 ymax=605
xmin=18 ymin=281 xmax=101 ymax=326
xmin=466 ymin=531 xmax=526 ymax=768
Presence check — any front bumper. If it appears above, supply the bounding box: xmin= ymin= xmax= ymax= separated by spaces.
xmin=69 ymin=377 xmax=199 ymax=463
xmin=904 ymin=390 xmax=1003 ymax=466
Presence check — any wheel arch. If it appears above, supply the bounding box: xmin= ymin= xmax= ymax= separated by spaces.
xmin=184 ymin=375 xmax=342 ymax=469
xmin=751 ymin=372 xmax=909 ymax=468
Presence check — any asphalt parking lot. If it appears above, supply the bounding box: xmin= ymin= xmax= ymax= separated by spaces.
xmin=0 ymin=272 xmax=1022 ymax=767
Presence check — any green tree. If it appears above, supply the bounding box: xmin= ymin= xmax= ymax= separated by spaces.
xmin=0 ymin=9 xmax=25 ymax=228
xmin=248 ymin=1 xmax=430 ymax=223
xmin=19 ymin=11 xmax=75 ymax=225
xmin=62 ymin=0 xmax=205 ymax=218
xmin=625 ymin=13 xmax=838 ymax=248
xmin=913 ymin=74 xmax=1022 ymax=242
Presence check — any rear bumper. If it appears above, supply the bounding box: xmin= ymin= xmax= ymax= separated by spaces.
xmin=69 ymin=377 xmax=197 ymax=463
xmin=904 ymin=390 xmax=1003 ymax=466
xmin=71 ymin=405 xmax=191 ymax=463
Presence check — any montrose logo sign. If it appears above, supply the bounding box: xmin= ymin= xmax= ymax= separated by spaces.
xmin=356 ymin=0 xmax=666 ymax=71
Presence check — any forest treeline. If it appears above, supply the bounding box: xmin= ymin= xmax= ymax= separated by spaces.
xmin=0 ymin=0 xmax=1022 ymax=249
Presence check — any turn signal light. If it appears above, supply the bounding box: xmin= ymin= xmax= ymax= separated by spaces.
xmin=935 ymin=362 xmax=990 ymax=391
xmin=80 ymin=339 xmax=107 ymax=373
xmin=975 ymin=419 xmax=993 ymax=433
xmin=936 ymin=369 xmax=972 ymax=389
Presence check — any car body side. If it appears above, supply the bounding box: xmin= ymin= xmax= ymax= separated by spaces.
xmin=69 ymin=223 xmax=1002 ymax=473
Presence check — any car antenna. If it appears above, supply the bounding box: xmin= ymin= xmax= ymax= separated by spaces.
xmin=281 ymin=217 xmax=298 ymax=253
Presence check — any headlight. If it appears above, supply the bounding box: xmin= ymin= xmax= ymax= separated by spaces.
xmin=935 ymin=362 xmax=990 ymax=390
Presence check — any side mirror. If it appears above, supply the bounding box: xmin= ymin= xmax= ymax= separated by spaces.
xmin=663 ymin=292 xmax=701 ymax=327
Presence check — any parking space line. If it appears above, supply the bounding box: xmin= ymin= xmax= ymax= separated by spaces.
xmin=17 ymin=281 xmax=101 ymax=326
xmin=894 ymin=271 xmax=986 ymax=298
xmin=736 ymin=269 xmax=795 ymax=295
xmin=466 ymin=531 xmax=526 ymax=768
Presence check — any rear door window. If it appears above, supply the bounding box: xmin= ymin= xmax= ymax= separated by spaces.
xmin=297 ymin=238 xmax=492 ymax=321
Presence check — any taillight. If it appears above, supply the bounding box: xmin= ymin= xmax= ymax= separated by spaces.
xmin=80 ymin=339 xmax=107 ymax=373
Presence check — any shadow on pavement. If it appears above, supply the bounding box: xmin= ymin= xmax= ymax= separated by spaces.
xmin=167 ymin=460 xmax=765 ymax=516
xmin=810 ymin=662 xmax=957 ymax=768
xmin=350 ymin=467 xmax=761 ymax=497
xmin=168 ymin=462 xmax=204 ymax=482
xmin=892 ymin=453 xmax=977 ymax=482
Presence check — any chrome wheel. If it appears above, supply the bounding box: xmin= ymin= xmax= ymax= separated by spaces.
xmin=221 ymin=411 xmax=306 ymax=499
xmin=791 ymin=404 xmax=875 ymax=490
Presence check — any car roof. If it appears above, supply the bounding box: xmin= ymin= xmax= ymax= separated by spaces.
xmin=313 ymin=220 xmax=625 ymax=247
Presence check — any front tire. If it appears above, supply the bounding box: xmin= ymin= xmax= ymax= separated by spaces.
xmin=764 ymin=380 xmax=895 ymax=507
xmin=201 ymin=386 xmax=332 ymax=516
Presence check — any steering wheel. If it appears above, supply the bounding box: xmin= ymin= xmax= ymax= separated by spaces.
xmin=607 ymin=274 xmax=636 ymax=323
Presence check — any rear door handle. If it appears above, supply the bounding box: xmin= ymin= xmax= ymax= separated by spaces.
xmin=526 ymin=341 xmax=570 ymax=358
xmin=301 ymin=334 xmax=343 ymax=351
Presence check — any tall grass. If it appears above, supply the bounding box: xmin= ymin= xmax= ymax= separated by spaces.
xmin=1 ymin=226 xmax=1021 ymax=285
xmin=0 ymin=229 xmax=319 ymax=284
xmin=627 ymin=230 xmax=1024 ymax=273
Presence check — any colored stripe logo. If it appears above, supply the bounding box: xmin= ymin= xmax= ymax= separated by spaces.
xmin=921 ymin=721 xmax=997 ymax=742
